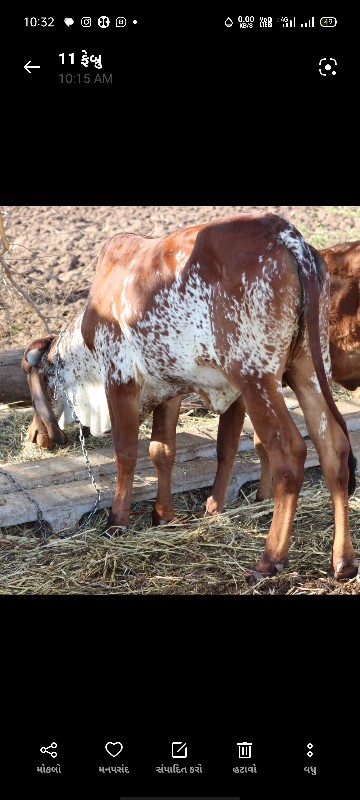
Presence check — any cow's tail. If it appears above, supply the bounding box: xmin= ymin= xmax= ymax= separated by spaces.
xmin=279 ymin=225 xmax=357 ymax=496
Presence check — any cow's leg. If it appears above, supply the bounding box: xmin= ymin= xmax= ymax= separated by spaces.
xmin=254 ymin=429 xmax=274 ymax=500
xmin=285 ymin=363 xmax=357 ymax=579
xmin=106 ymin=382 xmax=140 ymax=531
xmin=240 ymin=380 xmax=307 ymax=576
xmin=206 ymin=395 xmax=245 ymax=514
xmin=149 ymin=396 xmax=182 ymax=526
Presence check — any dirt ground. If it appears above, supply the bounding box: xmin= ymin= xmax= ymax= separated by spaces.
xmin=1 ymin=205 xmax=360 ymax=349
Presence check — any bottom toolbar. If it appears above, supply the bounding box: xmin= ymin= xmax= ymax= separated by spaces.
xmin=4 ymin=725 xmax=356 ymax=798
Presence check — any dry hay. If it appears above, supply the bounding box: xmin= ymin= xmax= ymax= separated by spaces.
xmin=1 ymin=475 xmax=360 ymax=595
xmin=0 ymin=424 xmax=360 ymax=595
xmin=1 ymin=396 xmax=360 ymax=595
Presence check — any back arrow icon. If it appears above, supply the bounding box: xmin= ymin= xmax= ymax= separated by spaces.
xmin=24 ymin=61 xmax=40 ymax=73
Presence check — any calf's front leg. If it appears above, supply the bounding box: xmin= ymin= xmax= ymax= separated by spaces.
xmin=149 ymin=396 xmax=182 ymax=526
xmin=106 ymin=381 xmax=140 ymax=532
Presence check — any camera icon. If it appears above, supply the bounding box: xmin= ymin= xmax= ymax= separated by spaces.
xmin=81 ymin=17 xmax=92 ymax=27
xmin=319 ymin=57 xmax=337 ymax=76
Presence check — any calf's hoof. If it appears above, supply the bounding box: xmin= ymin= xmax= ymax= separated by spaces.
xmin=246 ymin=557 xmax=289 ymax=582
xmin=151 ymin=507 xmax=174 ymax=527
xmin=104 ymin=511 xmax=129 ymax=538
xmin=255 ymin=488 xmax=274 ymax=502
xmin=102 ymin=524 xmax=129 ymax=539
xmin=330 ymin=557 xmax=358 ymax=580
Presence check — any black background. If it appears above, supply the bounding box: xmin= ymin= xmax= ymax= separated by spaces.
xmin=2 ymin=7 xmax=359 ymax=796
xmin=6 ymin=9 xmax=357 ymax=203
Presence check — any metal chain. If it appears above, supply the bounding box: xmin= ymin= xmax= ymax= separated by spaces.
xmin=0 ymin=467 xmax=50 ymax=541
xmin=53 ymin=332 xmax=101 ymax=535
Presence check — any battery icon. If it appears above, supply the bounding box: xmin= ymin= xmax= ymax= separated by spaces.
xmin=320 ymin=17 xmax=337 ymax=26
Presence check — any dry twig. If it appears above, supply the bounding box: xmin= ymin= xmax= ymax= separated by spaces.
xmin=0 ymin=207 xmax=51 ymax=333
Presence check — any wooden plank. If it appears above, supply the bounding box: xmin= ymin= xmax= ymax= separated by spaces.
xmin=0 ymin=452 xmax=221 ymax=530
xmin=0 ymin=450 xmax=264 ymax=531
xmin=0 ymin=423 xmax=255 ymax=495
xmin=0 ymin=349 xmax=31 ymax=405
xmin=0 ymin=430 xmax=213 ymax=494
xmin=1 ymin=395 xmax=360 ymax=533
xmin=2 ymin=428 xmax=360 ymax=533
xmin=2 ymin=395 xmax=359 ymax=495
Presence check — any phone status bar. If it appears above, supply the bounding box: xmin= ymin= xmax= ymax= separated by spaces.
xmin=22 ymin=14 xmax=341 ymax=35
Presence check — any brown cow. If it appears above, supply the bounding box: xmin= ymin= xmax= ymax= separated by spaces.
xmin=22 ymin=214 xmax=357 ymax=579
xmin=251 ymin=241 xmax=360 ymax=504
xmin=326 ymin=241 xmax=360 ymax=391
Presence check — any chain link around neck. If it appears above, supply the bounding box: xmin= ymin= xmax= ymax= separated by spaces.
xmin=52 ymin=332 xmax=101 ymax=537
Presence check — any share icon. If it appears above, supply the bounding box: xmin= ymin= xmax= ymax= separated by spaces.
xmin=40 ymin=741 xmax=58 ymax=758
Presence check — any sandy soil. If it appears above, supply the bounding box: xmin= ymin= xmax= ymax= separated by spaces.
xmin=1 ymin=205 xmax=360 ymax=350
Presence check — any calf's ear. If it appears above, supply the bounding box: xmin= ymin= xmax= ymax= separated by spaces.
xmin=26 ymin=348 xmax=45 ymax=367
xmin=21 ymin=335 xmax=57 ymax=374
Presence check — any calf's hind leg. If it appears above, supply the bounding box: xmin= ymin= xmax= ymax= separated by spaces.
xmin=254 ymin=428 xmax=274 ymax=501
xmin=285 ymin=359 xmax=357 ymax=579
xmin=240 ymin=379 xmax=307 ymax=575
xmin=206 ymin=395 xmax=245 ymax=514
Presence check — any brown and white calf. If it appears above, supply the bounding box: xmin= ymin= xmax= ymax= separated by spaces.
xmin=22 ymin=214 xmax=357 ymax=579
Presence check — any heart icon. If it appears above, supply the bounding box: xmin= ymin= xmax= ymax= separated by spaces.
xmin=105 ymin=741 xmax=123 ymax=757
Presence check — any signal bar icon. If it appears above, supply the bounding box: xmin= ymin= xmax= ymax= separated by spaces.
xmin=280 ymin=17 xmax=295 ymax=27
xmin=301 ymin=17 xmax=315 ymax=27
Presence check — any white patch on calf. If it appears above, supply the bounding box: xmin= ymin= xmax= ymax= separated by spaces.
xmin=310 ymin=374 xmax=321 ymax=393
xmin=279 ymin=226 xmax=316 ymax=278
xmin=319 ymin=411 xmax=327 ymax=437
xmin=48 ymin=314 xmax=112 ymax=435
xmin=45 ymin=233 xmax=316 ymax=434
xmin=175 ymin=249 xmax=187 ymax=264
xmin=120 ymin=275 xmax=135 ymax=322
xmin=319 ymin=272 xmax=332 ymax=380
xmin=115 ymin=258 xmax=301 ymax=414
xmin=219 ymin=270 xmax=300 ymax=378
xmin=123 ymin=262 xmax=240 ymax=415
xmin=93 ymin=324 xmax=134 ymax=386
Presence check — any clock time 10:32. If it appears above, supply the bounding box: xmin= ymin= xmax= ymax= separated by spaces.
xmin=24 ymin=17 xmax=55 ymax=26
